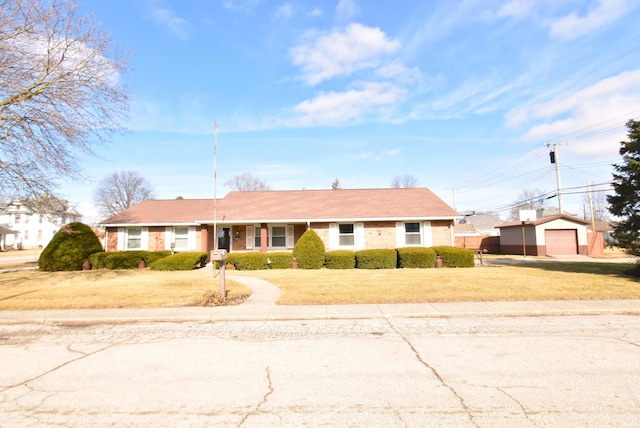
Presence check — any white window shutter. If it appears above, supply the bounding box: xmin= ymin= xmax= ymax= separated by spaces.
xmin=396 ymin=222 xmax=404 ymax=247
xmin=165 ymin=227 xmax=173 ymax=250
xmin=422 ymin=221 xmax=432 ymax=247
xmin=246 ymin=226 xmax=254 ymax=249
xmin=355 ymin=223 xmax=365 ymax=249
xmin=188 ymin=227 xmax=196 ymax=249
xmin=329 ymin=223 xmax=338 ymax=250
xmin=117 ymin=228 xmax=125 ymax=251
xmin=286 ymin=225 xmax=295 ymax=249
xmin=141 ymin=227 xmax=149 ymax=250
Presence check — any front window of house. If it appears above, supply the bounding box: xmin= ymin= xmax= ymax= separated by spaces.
xmin=405 ymin=222 xmax=421 ymax=245
xmin=174 ymin=227 xmax=189 ymax=249
xmin=271 ymin=226 xmax=286 ymax=247
xmin=339 ymin=224 xmax=355 ymax=246
xmin=254 ymin=226 xmax=262 ymax=248
xmin=14 ymin=214 xmax=21 ymax=223
xmin=127 ymin=228 xmax=142 ymax=249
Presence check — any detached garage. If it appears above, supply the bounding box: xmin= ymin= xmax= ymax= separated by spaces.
xmin=498 ymin=215 xmax=589 ymax=256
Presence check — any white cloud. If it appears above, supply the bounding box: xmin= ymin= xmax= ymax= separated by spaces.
xmin=221 ymin=0 xmax=261 ymax=12
xmin=146 ymin=0 xmax=191 ymax=40
xmin=290 ymin=23 xmax=401 ymax=85
xmin=289 ymin=82 xmax=405 ymax=127
xmin=336 ymin=0 xmax=359 ymax=21
xmin=549 ymin=0 xmax=634 ymax=39
xmin=496 ymin=0 xmax=534 ymax=19
xmin=275 ymin=3 xmax=294 ymax=19
xmin=310 ymin=8 xmax=323 ymax=17
xmin=507 ymin=69 xmax=640 ymax=157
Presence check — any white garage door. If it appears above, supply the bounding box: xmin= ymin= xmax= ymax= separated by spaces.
xmin=545 ymin=229 xmax=578 ymax=255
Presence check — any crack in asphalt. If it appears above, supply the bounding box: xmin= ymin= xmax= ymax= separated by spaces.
xmin=496 ymin=387 xmax=538 ymax=426
xmin=386 ymin=319 xmax=479 ymax=428
xmin=238 ymin=366 xmax=274 ymax=427
xmin=0 ymin=342 xmax=117 ymax=394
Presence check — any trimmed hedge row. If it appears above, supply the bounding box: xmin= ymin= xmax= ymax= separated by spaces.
xmin=433 ymin=246 xmax=475 ymax=268
xmin=226 ymin=247 xmax=474 ymax=270
xmin=227 ymin=252 xmax=269 ymax=270
xmin=325 ymin=250 xmax=355 ymax=269
xmin=149 ymin=252 xmax=208 ymax=271
xmin=355 ymin=249 xmax=397 ymax=269
xmin=397 ymin=247 xmax=437 ymax=268
xmin=268 ymin=252 xmax=294 ymax=269
xmin=88 ymin=250 xmax=207 ymax=271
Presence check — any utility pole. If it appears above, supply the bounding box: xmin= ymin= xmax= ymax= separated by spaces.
xmin=547 ymin=143 xmax=564 ymax=214
xmin=588 ymin=181 xmax=596 ymax=232
xmin=213 ymin=122 xmax=218 ymax=251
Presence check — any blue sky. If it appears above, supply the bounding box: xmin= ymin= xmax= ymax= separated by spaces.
xmin=61 ymin=0 xmax=640 ymax=222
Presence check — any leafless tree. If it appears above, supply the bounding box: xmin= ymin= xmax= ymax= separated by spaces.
xmin=583 ymin=189 xmax=610 ymax=222
xmin=224 ymin=172 xmax=272 ymax=191
xmin=93 ymin=171 xmax=155 ymax=219
xmin=391 ymin=174 xmax=419 ymax=188
xmin=510 ymin=188 xmax=548 ymax=220
xmin=0 ymin=0 xmax=130 ymax=201
xmin=331 ymin=177 xmax=341 ymax=190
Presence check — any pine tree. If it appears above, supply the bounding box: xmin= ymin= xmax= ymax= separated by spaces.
xmin=607 ymin=119 xmax=640 ymax=257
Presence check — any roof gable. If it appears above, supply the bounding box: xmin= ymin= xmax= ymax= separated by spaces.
xmin=498 ymin=214 xmax=590 ymax=228
xmin=100 ymin=188 xmax=458 ymax=225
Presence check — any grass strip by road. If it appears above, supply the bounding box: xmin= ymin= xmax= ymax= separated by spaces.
xmin=0 ymin=269 xmax=251 ymax=310
xmin=236 ymin=262 xmax=640 ymax=305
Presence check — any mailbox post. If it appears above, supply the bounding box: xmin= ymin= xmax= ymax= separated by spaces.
xmin=210 ymin=249 xmax=228 ymax=297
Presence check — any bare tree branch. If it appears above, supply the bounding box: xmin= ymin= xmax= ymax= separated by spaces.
xmin=224 ymin=172 xmax=272 ymax=191
xmin=391 ymin=174 xmax=419 ymax=188
xmin=0 ymin=0 xmax=131 ymax=201
xmin=93 ymin=171 xmax=155 ymax=219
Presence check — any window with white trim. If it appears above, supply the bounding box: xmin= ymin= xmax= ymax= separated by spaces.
xmin=271 ymin=226 xmax=286 ymax=247
xmin=174 ymin=227 xmax=189 ymax=249
xmin=127 ymin=228 xmax=142 ymax=249
xmin=405 ymin=222 xmax=421 ymax=245
xmin=339 ymin=224 xmax=355 ymax=246
xmin=254 ymin=226 xmax=262 ymax=249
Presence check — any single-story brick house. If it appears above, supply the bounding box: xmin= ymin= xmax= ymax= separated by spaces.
xmin=497 ymin=214 xmax=590 ymax=256
xmin=99 ymin=188 xmax=459 ymax=254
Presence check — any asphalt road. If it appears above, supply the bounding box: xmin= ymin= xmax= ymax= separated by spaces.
xmin=1 ymin=315 xmax=639 ymax=427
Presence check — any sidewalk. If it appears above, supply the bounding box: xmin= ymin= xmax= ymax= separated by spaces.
xmin=1 ymin=273 xmax=639 ymax=325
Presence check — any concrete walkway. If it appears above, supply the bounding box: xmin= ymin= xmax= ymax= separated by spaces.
xmin=1 ymin=270 xmax=639 ymax=325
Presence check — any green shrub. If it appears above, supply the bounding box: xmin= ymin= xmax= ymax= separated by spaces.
xmin=293 ymin=229 xmax=326 ymax=269
xmin=149 ymin=252 xmax=208 ymax=271
xmin=325 ymin=250 xmax=355 ymax=269
xmin=226 ymin=252 xmax=269 ymax=270
xmin=432 ymin=246 xmax=475 ymax=268
xmin=268 ymin=252 xmax=294 ymax=269
xmin=355 ymin=249 xmax=397 ymax=269
xmin=397 ymin=247 xmax=437 ymax=268
xmin=104 ymin=251 xmax=149 ymax=270
xmin=144 ymin=251 xmax=173 ymax=265
xmin=38 ymin=222 xmax=104 ymax=271
xmin=88 ymin=252 xmax=109 ymax=269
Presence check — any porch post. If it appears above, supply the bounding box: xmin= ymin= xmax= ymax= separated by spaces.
xmin=260 ymin=223 xmax=268 ymax=253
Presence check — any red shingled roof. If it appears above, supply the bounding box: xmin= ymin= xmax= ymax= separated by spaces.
xmin=100 ymin=188 xmax=458 ymax=225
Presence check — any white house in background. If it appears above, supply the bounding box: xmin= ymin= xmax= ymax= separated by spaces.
xmin=0 ymin=199 xmax=82 ymax=250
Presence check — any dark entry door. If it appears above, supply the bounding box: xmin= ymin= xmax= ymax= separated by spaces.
xmin=218 ymin=228 xmax=231 ymax=252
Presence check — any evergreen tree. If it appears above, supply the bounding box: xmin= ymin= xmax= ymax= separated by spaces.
xmin=607 ymin=119 xmax=640 ymax=257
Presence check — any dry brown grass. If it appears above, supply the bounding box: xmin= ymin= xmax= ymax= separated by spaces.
xmin=0 ymin=269 xmax=252 ymax=310
xmin=236 ymin=262 xmax=640 ymax=305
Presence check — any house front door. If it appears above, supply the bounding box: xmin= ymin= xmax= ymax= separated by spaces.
xmin=218 ymin=227 xmax=231 ymax=252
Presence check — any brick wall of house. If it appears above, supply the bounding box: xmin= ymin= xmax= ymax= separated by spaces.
xmin=364 ymin=221 xmax=397 ymax=248
xmin=106 ymin=227 xmax=117 ymax=252
xmin=431 ymin=220 xmax=453 ymax=246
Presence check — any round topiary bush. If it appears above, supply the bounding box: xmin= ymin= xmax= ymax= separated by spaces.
xmin=38 ymin=222 xmax=104 ymax=271
xmin=293 ymin=229 xmax=326 ymax=269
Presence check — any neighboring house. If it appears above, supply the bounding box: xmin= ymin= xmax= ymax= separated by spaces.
xmin=454 ymin=213 xmax=503 ymax=253
xmin=497 ymin=214 xmax=590 ymax=256
xmin=0 ymin=198 xmax=82 ymax=250
xmin=99 ymin=188 xmax=459 ymax=254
